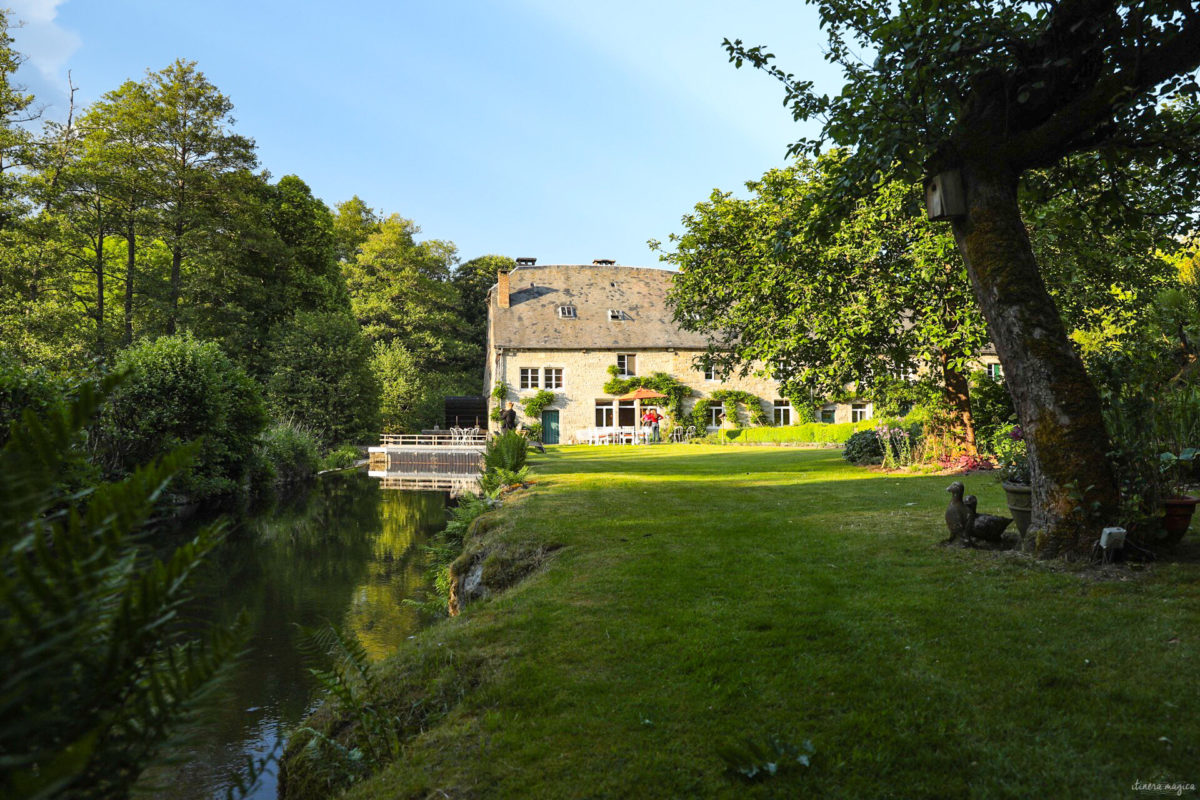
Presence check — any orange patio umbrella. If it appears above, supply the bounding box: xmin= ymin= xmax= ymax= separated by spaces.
xmin=617 ymin=387 xmax=668 ymax=401
xmin=617 ymin=388 xmax=668 ymax=440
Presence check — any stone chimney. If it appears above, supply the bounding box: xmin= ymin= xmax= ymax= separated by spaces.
xmin=497 ymin=268 xmax=511 ymax=309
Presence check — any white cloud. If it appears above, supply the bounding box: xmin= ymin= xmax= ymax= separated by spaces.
xmin=8 ymin=0 xmax=81 ymax=84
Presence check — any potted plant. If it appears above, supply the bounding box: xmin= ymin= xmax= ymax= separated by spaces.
xmin=994 ymin=424 xmax=1032 ymax=538
xmin=1159 ymin=448 xmax=1199 ymax=544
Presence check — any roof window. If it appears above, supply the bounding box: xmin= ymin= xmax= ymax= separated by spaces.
xmin=558 ymin=305 xmax=577 ymax=319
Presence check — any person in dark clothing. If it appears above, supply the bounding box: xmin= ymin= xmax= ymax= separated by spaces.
xmin=499 ymin=401 xmax=517 ymax=432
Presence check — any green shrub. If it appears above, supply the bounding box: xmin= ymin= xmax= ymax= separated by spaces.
xmin=842 ymin=429 xmax=884 ymax=465
xmin=0 ymin=352 xmax=98 ymax=492
xmin=0 ymin=351 xmax=63 ymax=448
xmin=257 ymin=421 xmax=322 ymax=485
xmin=715 ymin=418 xmax=879 ymax=445
xmin=0 ymin=377 xmax=245 ymax=799
xmin=322 ymin=444 xmax=362 ymax=471
xmin=95 ymin=334 xmax=267 ymax=499
xmin=267 ymin=311 xmax=380 ymax=446
xmin=484 ymin=431 xmax=527 ymax=472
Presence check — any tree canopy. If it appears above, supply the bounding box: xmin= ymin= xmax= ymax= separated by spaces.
xmin=661 ymin=156 xmax=987 ymax=444
xmin=725 ymin=0 xmax=1200 ymax=555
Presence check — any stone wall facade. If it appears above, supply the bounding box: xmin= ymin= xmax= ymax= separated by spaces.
xmin=486 ymin=347 xmax=875 ymax=442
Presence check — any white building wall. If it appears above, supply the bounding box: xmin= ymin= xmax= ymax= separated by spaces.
xmin=491 ymin=348 xmax=811 ymax=441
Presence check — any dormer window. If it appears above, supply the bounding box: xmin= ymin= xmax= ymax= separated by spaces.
xmin=558 ymin=305 xmax=577 ymax=319
xmin=609 ymin=309 xmax=628 ymax=321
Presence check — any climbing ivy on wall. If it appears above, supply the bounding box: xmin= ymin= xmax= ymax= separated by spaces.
xmin=784 ymin=388 xmax=818 ymax=424
xmin=521 ymin=389 xmax=555 ymax=420
xmin=489 ymin=382 xmax=508 ymax=422
xmin=692 ymin=389 xmax=768 ymax=430
xmin=602 ymin=366 xmax=693 ymax=421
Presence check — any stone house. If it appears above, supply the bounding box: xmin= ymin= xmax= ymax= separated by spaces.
xmin=483 ymin=262 xmax=888 ymax=443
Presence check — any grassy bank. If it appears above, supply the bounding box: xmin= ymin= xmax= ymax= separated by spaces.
xmin=287 ymin=445 xmax=1199 ymax=799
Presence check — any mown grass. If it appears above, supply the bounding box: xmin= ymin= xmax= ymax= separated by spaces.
xmin=331 ymin=445 xmax=1198 ymax=799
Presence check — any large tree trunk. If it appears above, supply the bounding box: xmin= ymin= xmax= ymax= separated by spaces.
xmin=950 ymin=161 xmax=1117 ymax=557
xmin=941 ymin=355 xmax=977 ymax=455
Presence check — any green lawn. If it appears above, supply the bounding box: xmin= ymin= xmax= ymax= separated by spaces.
xmin=313 ymin=445 xmax=1200 ymax=799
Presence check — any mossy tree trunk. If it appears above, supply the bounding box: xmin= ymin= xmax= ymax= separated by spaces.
xmin=950 ymin=160 xmax=1117 ymax=557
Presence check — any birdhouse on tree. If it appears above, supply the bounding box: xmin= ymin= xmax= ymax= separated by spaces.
xmin=925 ymin=170 xmax=966 ymax=221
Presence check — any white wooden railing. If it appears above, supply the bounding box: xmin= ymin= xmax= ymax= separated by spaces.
xmin=377 ymin=430 xmax=488 ymax=448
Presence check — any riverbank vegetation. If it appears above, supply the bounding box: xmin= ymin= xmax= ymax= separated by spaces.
xmin=0 ymin=9 xmax=504 ymax=504
xmin=1 ymin=379 xmax=247 ymax=799
xmin=279 ymin=445 xmax=1199 ymax=798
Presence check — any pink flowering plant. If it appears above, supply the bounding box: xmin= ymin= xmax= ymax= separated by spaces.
xmin=874 ymin=423 xmax=915 ymax=469
xmin=992 ymin=423 xmax=1030 ymax=484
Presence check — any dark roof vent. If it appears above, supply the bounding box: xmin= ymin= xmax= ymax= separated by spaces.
xmin=593 ymin=258 xmax=616 ymax=265
xmin=515 ymin=257 xmax=536 ymax=266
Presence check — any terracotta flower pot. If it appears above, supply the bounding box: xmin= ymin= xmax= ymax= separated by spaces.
xmin=1161 ymin=496 xmax=1199 ymax=545
xmin=1002 ymin=481 xmax=1033 ymax=538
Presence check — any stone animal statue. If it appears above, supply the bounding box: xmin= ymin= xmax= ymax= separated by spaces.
xmin=945 ymin=481 xmax=971 ymax=542
xmin=963 ymin=495 xmax=1013 ymax=543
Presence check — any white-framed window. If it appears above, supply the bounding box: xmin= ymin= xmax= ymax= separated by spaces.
xmin=987 ymin=362 xmax=1004 ymax=381
xmin=616 ymin=353 xmax=636 ymax=377
xmin=608 ymin=309 xmax=628 ymax=321
xmin=773 ymin=400 xmax=792 ymax=426
xmin=543 ymin=368 xmax=563 ymax=389
xmin=702 ymin=363 xmax=719 ymax=381
xmin=851 ymin=403 xmax=871 ymax=423
xmin=820 ymin=408 xmax=836 ymax=424
xmin=595 ymin=400 xmax=615 ymax=427
xmin=558 ymin=305 xmax=577 ymax=319
xmin=709 ymin=403 xmax=725 ymax=428
xmin=519 ymin=367 xmax=539 ymax=389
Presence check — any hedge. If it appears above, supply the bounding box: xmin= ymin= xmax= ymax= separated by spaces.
xmin=713 ymin=418 xmax=891 ymax=445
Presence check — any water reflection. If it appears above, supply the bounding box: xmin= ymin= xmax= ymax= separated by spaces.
xmin=152 ymin=472 xmax=445 ymax=800
xmin=369 ymin=450 xmax=482 ymax=497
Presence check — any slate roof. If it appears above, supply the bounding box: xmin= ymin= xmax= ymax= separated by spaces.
xmin=489 ymin=264 xmax=712 ymax=350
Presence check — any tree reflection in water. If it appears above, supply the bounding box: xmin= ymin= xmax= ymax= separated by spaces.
xmin=150 ymin=472 xmax=445 ymax=799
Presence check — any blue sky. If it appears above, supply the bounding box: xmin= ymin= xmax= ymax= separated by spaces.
xmin=9 ymin=0 xmax=840 ymax=267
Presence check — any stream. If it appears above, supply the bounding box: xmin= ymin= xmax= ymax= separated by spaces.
xmin=145 ymin=470 xmax=451 ymax=799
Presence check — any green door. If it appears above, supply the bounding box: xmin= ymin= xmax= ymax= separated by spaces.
xmin=541 ymin=410 xmax=560 ymax=444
